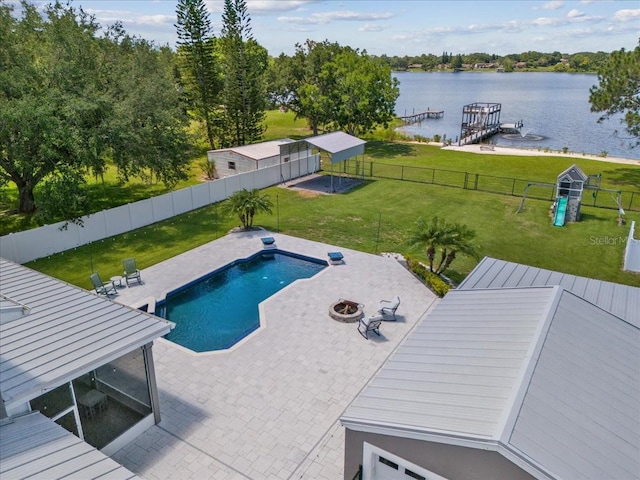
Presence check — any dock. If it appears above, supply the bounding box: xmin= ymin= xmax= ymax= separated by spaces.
xmin=499 ymin=121 xmax=524 ymax=133
xmin=457 ymin=102 xmax=523 ymax=146
xmin=399 ymin=109 xmax=444 ymax=124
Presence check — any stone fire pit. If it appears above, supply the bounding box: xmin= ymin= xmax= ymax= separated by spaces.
xmin=329 ymin=299 xmax=364 ymax=323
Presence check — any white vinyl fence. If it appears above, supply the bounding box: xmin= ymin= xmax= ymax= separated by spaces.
xmin=623 ymin=221 xmax=640 ymax=273
xmin=0 ymin=155 xmax=319 ymax=264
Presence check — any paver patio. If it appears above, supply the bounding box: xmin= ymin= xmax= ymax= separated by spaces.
xmin=111 ymin=231 xmax=438 ymax=479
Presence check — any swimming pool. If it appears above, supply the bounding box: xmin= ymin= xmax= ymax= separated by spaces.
xmin=157 ymin=251 xmax=327 ymax=352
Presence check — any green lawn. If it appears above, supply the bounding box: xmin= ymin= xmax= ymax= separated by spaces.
xmin=27 ymin=176 xmax=640 ymax=290
xmin=5 ymin=109 xmax=639 ymax=289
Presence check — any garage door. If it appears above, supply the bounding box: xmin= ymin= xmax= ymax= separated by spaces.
xmin=363 ymin=443 xmax=449 ymax=480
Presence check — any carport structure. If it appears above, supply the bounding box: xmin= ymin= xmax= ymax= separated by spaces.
xmin=279 ymin=131 xmax=366 ymax=192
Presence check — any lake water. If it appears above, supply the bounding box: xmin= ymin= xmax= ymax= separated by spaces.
xmin=394 ymin=72 xmax=639 ymax=160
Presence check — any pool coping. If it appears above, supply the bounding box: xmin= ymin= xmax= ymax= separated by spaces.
xmin=111 ymin=231 xmax=439 ymax=479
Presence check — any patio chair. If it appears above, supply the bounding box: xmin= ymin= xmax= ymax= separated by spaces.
xmin=123 ymin=258 xmax=142 ymax=286
xmin=261 ymin=236 xmax=276 ymax=249
xmin=90 ymin=273 xmax=117 ymax=296
xmin=378 ymin=295 xmax=401 ymax=321
xmin=327 ymin=251 xmax=344 ymax=265
xmin=358 ymin=315 xmax=383 ymax=340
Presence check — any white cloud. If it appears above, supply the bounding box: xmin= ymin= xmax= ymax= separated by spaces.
xmin=135 ymin=14 xmax=174 ymax=27
xmin=278 ymin=9 xmax=393 ymax=26
xmin=247 ymin=0 xmax=324 ymax=14
xmin=531 ymin=16 xmax=564 ymax=26
xmin=612 ymin=9 xmax=640 ymax=22
xmin=359 ymin=23 xmax=384 ymax=32
xmin=542 ymin=1 xmax=564 ymax=10
xmin=567 ymin=9 xmax=584 ymax=18
xmin=311 ymin=10 xmax=394 ymax=21
xmin=277 ymin=15 xmax=324 ymax=25
xmin=84 ymin=8 xmax=139 ymax=24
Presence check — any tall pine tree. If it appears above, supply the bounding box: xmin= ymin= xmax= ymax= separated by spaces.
xmin=220 ymin=0 xmax=266 ymax=146
xmin=175 ymin=0 xmax=221 ymax=149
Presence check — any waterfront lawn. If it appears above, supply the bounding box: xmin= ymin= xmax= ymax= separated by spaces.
xmin=365 ymin=140 xmax=640 ymax=193
xmin=3 ymin=111 xmax=638 ymax=236
xmin=27 ymin=176 xmax=640 ymax=290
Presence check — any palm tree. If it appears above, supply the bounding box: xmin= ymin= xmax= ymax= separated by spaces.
xmin=227 ymin=188 xmax=273 ymax=229
xmin=410 ymin=216 xmax=480 ymax=275
xmin=434 ymin=223 xmax=480 ymax=275
xmin=410 ymin=216 xmax=450 ymax=272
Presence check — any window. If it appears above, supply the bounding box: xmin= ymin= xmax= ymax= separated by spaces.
xmin=363 ymin=443 xmax=450 ymax=480
xmin=228 ymin=161 xmax=236 ymax=170
xmin=29 ymin=348 xmax=154 ymax=451
xmin=379 ymin=456 xmax=399 ymax=469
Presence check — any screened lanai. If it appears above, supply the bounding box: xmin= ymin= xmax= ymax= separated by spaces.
xmin=279 ymin=131 xmax=366 ymax=192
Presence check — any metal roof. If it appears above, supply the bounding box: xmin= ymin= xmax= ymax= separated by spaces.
xmin=0 ymin=258 xmax=171 ymax=408
xmin=341 ymin=284 xmax=640 ymax=480
xmin=209 ymin=139 xmax=294 ymax=160
xmin=0 ymin=411 xmax=138 ymax=479
xmin=507 ymin=290 xmax=640 ymax=480
xmin=458 ymin=256 xmax=640 ymax=327
xmin=342 ymin=287 xmax=557 ymax=439
xmin=304 ymin=132 xmax=366 ymax=163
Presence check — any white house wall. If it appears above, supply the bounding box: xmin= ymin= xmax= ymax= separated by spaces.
xmin=211 ymin=151 xmax=257 ymax=177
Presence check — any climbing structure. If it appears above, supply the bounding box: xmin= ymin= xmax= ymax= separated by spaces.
xmin=554 ymin=164 xmax=587 ymax=226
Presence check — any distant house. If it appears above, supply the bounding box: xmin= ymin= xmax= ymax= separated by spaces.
xmin=341 ymin=257 xmax=639 ymax=480
xmin=0 ymin=258 xmax=171 ymax=476
xmin=515 ymin=61 xmax=527 ymax=68
xmin=208 ymin=139 xmax=312 ymax=177
xmin=474 ymin=62 xmax=497 ymax=69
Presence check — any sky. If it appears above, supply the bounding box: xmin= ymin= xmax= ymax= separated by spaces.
xmin=8 ymin=0 xmax=640 ymax=56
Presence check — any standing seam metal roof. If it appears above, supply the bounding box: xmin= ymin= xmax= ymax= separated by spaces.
xmin=208 ymin=139 xmax=294 ymax=160
xmin=0 ymin=412 xmax=139 ymax=479
xmin=341 ymin=280 xmax=639 ymax=479
xmin=304 ymin=131 xmax=366 ymax=154
xmin=457 ymin=257 xmax=640 ymax=327
xmin=506 ymin=289 xmax=639 ymax=479
xmin=341 ymin=287 xmax=556 ymax=439
xmin=0 ymin=258 xmax=171 ymax=407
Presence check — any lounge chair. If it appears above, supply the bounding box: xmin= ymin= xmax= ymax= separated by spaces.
xmin=378 ymin=295 xmax=401 ymax=320
xmin=328 ymin=251 xmax=344 ymax=265
xmin=358 ymin=315 xmax=383 ymax=339
xmin=123 ymin=258 xmax=142 ymax=286
xmin=261 ymin=236 xmax=276 ymax=249
xmin=90 ymin=273 xmax=117 ymax=296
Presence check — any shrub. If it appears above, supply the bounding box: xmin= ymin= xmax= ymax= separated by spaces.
xmin=406 ymin=256 xmax=451 ymax=297
xmin=200 ymin=159 xmax=217 ymax=180
xmin=433 ymin=134 xmax=442 ymax=143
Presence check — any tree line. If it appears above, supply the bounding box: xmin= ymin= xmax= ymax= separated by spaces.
xmin=377 ymin=50 xmax=611 ymax=72
xmin=0 ymin=0 xmax=398 ymax=216
xmin=0 ymin=0 xmax=636 ymax=221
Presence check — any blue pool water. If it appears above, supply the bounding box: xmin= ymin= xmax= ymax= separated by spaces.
xmin=157 ymin=251 xmax=327 ymax=352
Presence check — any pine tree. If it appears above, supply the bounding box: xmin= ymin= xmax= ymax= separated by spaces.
xmin=220 ymin=0 xmax=266 ymax=146
xmin=175 ymin=0 xmax=221 ymax=149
